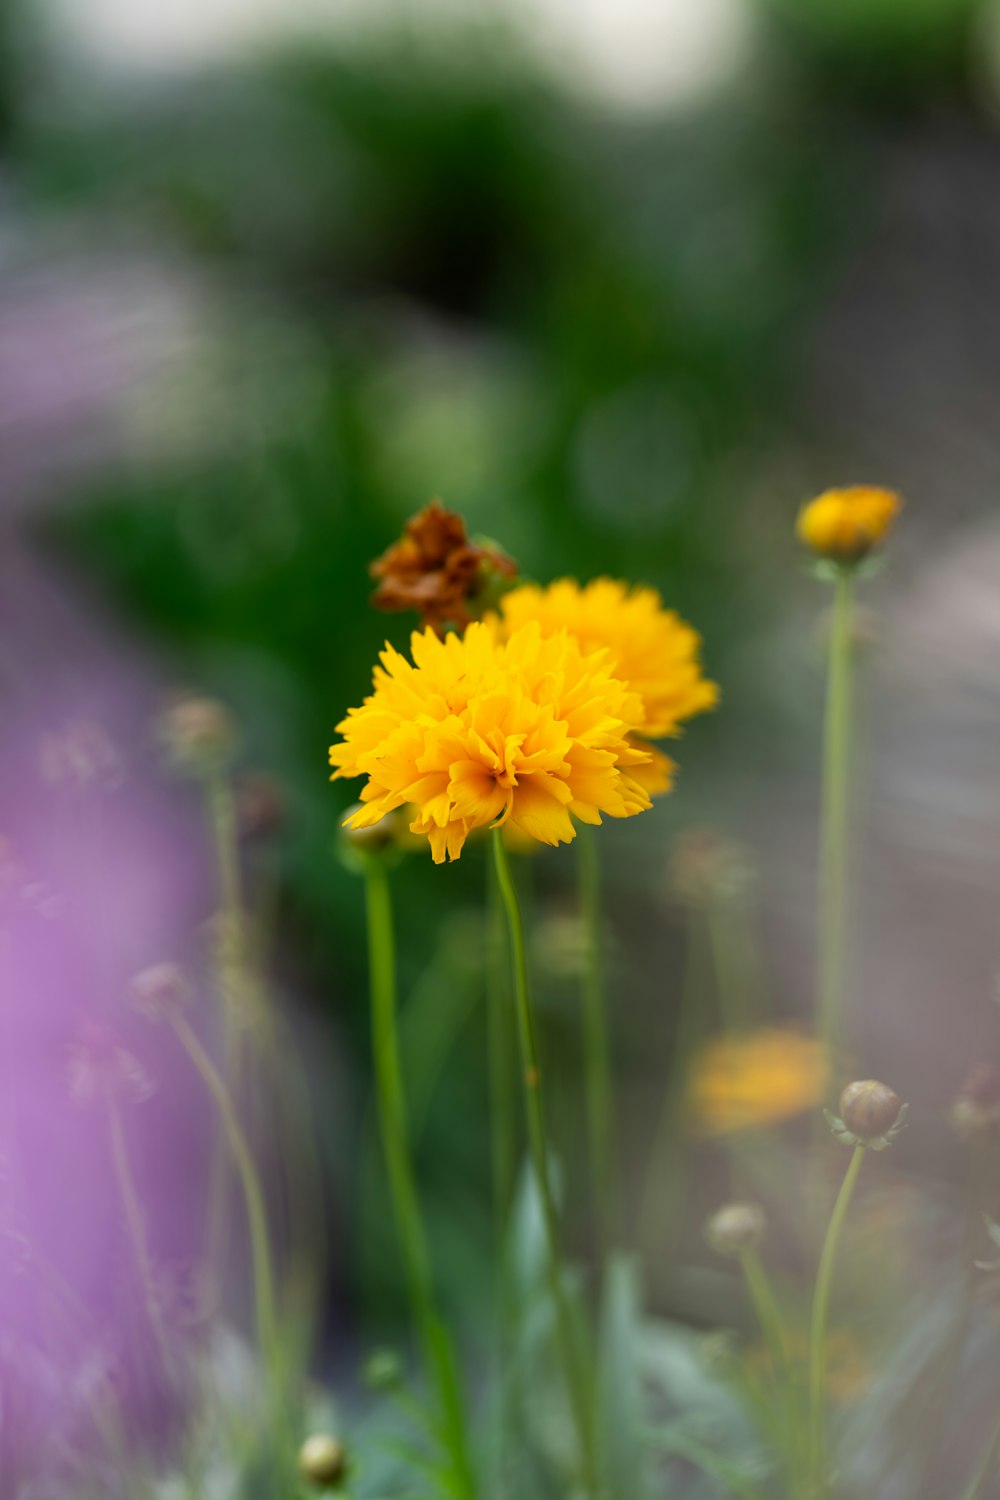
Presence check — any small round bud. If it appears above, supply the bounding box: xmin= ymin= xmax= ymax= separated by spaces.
xmin=704 ymin=1202 xmax=766 ymax=1257
xmin=235 ymin=772 xmax=287 ymax=841
xmin=339 ymin=804 xmax=398 ymax=854
xmin=950 ymin=1064 xmax=1000 ymax=1141
xmin=130 ymin=963 xmax=188 ymax=1023
xmin=298 ymin=1433 xmax=348 ymax=1489
xmin=838 ymin=1080 xmax=902 ymax=1142
xmin=158 ymin=697 xmax=238 ymax=776
xmin=337 ymin=804 xmax=415 ymax=872
xmin=796 ymin=486 xmax=901 ymax=565
xmin=534 ymin=914 xmax=587 ymax=980
xmin=363 ymin=1346 xmax=404 ymax=1392
xmin=668 ymin=828 xmax=753 ymax=910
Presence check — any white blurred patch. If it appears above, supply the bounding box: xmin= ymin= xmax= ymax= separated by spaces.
xmin=522 ymin=0 xmax=756 ymax=111
xmin=43 ymin=0 xmax=756 ymax=111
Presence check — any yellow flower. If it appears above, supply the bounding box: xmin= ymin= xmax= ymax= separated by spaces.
xmin=329 ymin=621 xmax=653 ymax=863
xmin=796 ymin=486 xmax=901 ymax=563
xmin=687 ymin=1028 xmax=828 ymax=1137
xmin=496 ymin=578 xmax=718 ymax=739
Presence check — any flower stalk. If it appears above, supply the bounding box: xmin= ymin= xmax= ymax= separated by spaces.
xmin=486 ymin=849 xmax=516 ymax=1238
xmin=817 ymin=566 xmax=854 ymax=1068
xmin=107 ymin=1096 xmax=174 ymax=1379
xmin=491 ymin=829 xmax=598 ymax=1500
xmin=171 ymin=1010 xmax=279 ymax=1378
xmin=808 ymin=1142 xmax=865 ymax=1490
xmin=361 ymin=856 xmax=475 ymax=1500
xmin=577 ymin=824 xmax=615 ymax=1257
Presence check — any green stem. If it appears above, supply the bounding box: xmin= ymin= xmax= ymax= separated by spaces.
xmin=491 ymin=830 xmax=598 ymax=1500
xmin=362 ymin=859 xmax=475 ymax=1500
xmin=809 ymin=1144 xmax=865 ymax=1491
xmin=817 ymin=567 xmax=855 ymax=1066
xmin=172 ymin=1012 xmax=279 ymax=1381
xmin=577 ymin=826 xmax=614 ymax=1257
xmin=740 ymin=1248 xmax=808 ymax=1488
xmin=107 ymin=1097 xmax=174 ymax=1378
xmin=204 ymin=770 xmax=250 ymax=1270
xmin=740 ymin=1247 xmax=789 ymax=1386
xmin=486 ymin=850 xmax=516 ymax=1239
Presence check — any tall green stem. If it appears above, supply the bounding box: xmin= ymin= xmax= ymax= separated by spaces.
xmin=577 ymin=825 xmax=614 ymax=1256
xmin=491 ymin=830 xmax=598 ymax=1500
xmin=107 ymin=1097 xmax=174 ymax=1378
xmin=172 ymin=1012 xmax=279 ymax=1376
xmin=486 ymin=851 xmax=516 ymax=1239
xmin=362 ymin=859 xmax=475 ymax=1500
xmin=740 ymin=1247 xmax=789 ymax=1387
xmin=817 ymin=568 xmax=855 ymax=1065
xmin=808 ymin=1143 xmax=865 ymax=1490
xmin=204 ymin=769 xmax=251 ymax=1269
xmin=740 ymin=1248 xmax=808 ymax=1488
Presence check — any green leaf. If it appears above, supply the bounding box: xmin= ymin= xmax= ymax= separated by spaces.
xmin=595 ymin=1254 xmax=653 ymax=1500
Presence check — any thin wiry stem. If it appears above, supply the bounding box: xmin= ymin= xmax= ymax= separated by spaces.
xmin=809 ymin=1144 xmax=865 ymax=1490
xmin=363 ymin=857 xmax=476 ymax=1500
xmin=577 ymin=825 xmax=615 ymax=1258
xmin=172 ymin=1012 xmax=280 ymax=1394
xmin=492 ymin=829 xmax=598 ymax=1500
xmin=107 ymin=1097 xmax=174 ymax=1379
xmin=487 ymin=849 xmax=516 ymax=1240
xmin=817 ymin=567 xmax=855 ymax=1066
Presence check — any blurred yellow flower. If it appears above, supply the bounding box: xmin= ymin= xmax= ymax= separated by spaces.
xmin=329 ymin=621 xmax=653 ymax=863
xmin=687 ymin=1027 xmax=828 ymax=1137
xmin=796 ymin=486 xmax=901 ymax=564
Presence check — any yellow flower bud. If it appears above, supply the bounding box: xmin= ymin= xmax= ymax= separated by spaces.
xmin=298 ymin=1433 xmax=348 ymax=1489
xmin=796 ymin=486 xmax=901 ymax=564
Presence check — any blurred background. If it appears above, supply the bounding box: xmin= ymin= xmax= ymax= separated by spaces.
xmin=4 ymin=0 xmax=1000 ymax=1455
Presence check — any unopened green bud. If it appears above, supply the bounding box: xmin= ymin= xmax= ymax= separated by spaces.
xmin=158 ymin=697 xmax=238 ymax=776
xmin=363 ymin=1346 xmax=404 ymax=1392
xmin=705 ymin=1202 xmax=766 ymax=1257
xmin=298 ymin=1433 xmax=348 ymax=1489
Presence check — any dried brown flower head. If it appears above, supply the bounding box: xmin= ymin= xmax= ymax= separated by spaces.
xmin=370 ymin=500 xmax=517 ymax=633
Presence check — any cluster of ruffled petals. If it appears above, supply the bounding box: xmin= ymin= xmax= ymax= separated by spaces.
xmin=330 ymin=621 xmax=654 ymax=862
xmin=494 ymin=578 xmax=718 ymax=795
